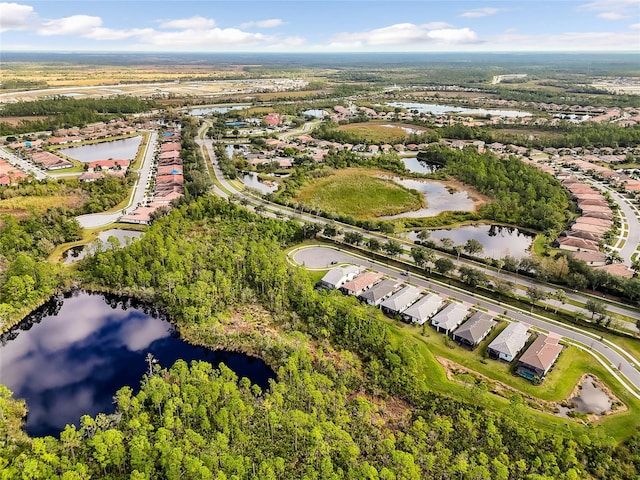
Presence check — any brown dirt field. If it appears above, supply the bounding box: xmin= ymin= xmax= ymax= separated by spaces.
xmin=0 ymin=116 xmax=49 ymax=126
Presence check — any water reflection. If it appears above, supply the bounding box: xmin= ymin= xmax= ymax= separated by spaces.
xmin=387 ymin=101 xmax=531 ymax=118
xmin=188 ymin=105 xmax=248 ymax=116
xmin=58 ymin=136 xmax=142 ymax=163
xmin=381 ymin=178 xmax=475 ymax=218
xmin=63 ymin=229 xmax=142 ymax=264
xmin=0 ymin=291 xmax=274 ymax=437
xmin=241 ymin=172 xmax=279 ymax=194
xmin=402 ymin=157 xmax=440 ymax=174
xmin=405 ymin=224 xmax=533 ymax=259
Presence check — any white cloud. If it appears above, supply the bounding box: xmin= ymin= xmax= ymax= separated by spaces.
xmin=631 ymin=23 xmax=640 ymax=29
xmin=598 ymin=12 xmax=625 ymax=20
xmin=159 ymin=16 xmax=215 ymax=30
xmin=85 ymin=27 xmax=154 ymax=41
xmin=38 ymin=15 xmax=102 ymax=36
xmin=423 ymin=22 xmax=453 ymax=29
xmin=460 ymin=7 xmax=499 ymax=18
xmin=428 ymin=28 xmax=479 ymax=43
xmin=0 ymin=2 xmax=35 ymax=32
xmin=331 ymin=23 xmax=480 ymax=47
xmin=240 ymin=18 xmax=285 ymax=29
xmin=139 ymin=27 xmax=271 ymax=48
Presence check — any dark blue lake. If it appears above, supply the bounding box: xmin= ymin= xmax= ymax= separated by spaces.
xmin=0 ymin=291 xmax=275 ymax=438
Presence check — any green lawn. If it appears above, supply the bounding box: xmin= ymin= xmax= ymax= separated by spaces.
xmin=294 ymin=168 xmax=423 ymax=219
xmin=378 ymin=314 xmax=639 ymax=441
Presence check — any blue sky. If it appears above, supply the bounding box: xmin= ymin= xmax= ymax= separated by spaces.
xmin=1 ymin=1 xmax=639 ymax=52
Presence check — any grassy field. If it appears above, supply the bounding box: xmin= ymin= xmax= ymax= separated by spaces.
xmin=0 ymin=194 xmax=84 ymax=216
xmin=336 ymin=122 xmax=429 ymax=144
xmin=294 ymin=168 xmax=423 ymax=219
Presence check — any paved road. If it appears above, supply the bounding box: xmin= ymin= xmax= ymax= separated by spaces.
xmin=197 ymin=128 xmax=640 ymax=324
xmin=76 ymin=130 xmax=157 ymax=228
xmin=0 ymin=147 xmax=49 ymax=180
xmin=292 ymin=245 xmax=640 ymax=397
xmin=568 ymin=171 xmax=640 ymax=266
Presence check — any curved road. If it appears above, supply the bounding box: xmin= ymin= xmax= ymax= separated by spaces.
xmin=196 ymin=123 xmax=640 ymax=327
xmin=291 ymin=245 xmax=640 ymax=397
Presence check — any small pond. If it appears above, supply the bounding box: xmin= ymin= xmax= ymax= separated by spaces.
xmin=241 ymin=172 xmax=279 ymax=194
xmin=404 ymin=224 xmax=534 ymax=259
xmin=569 ymin=376 xmax=612 ymax=415
xmin=188 ymin=105 xmax=248 ymax=116
xmin=0 ymin=291 xmax=275 ymax=437
xmin=381 ymin=178 xmax=475 ymax=218
xmin=402 ymin=157 xmax=440 ymax=174
xmin=379 ymin=124 xmax=425 ymax=135
xmin=303 ymin=109 xmax=328 ymax=118
xmin=387 ymin=101 xmax=532 ymax=118
xmin=58 ymin=136 xmax=143 ymax=163
xmin=63 ymin=229 xmax=143 ymax=264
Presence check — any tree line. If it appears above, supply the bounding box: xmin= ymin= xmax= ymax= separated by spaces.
xmin=1 ymin=194 xmax=636 ymax=478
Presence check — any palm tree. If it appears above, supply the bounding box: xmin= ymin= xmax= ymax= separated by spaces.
xmin=551 ymin=289 xmax=567 ymax=314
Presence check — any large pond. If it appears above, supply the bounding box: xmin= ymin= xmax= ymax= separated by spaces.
xmin=0 ymin=291 xmax=275 ymax=437
xmin=241 ymin=172 xmax=279 ymax=194
xmin=387 ymin=101 xmax=531 ymax=118
xmin=58 ymin=136 xmax=142 ymax=163
xmin=188 ymin=105 xmax=248 ymax=116
xmin=63 ymin=229 xmax=143 ymax=264
xmin=404 ymin=224 xmax=534 ymax=259
xmin=381 ymin=178 xmax=475 ymax=218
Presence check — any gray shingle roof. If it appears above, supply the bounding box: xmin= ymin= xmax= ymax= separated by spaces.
xmin=452 ymin=312 xmax=496 ymax=345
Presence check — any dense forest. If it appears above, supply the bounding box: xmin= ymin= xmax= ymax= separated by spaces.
xmin=420 ymin=145 xmax=573 ymax=232
xmin=0 ymin=177 xmax=132 ymax=329
xmin=1 ymin=195 xmax=638 ymax=478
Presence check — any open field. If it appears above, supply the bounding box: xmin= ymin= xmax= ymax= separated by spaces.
xmin=336 ymin=122 xmax=431 ymax=143
xmin=0 ymin=194 xmax=84 ymax=217
xmin=294 ymin=168 xmax=424 ymax=219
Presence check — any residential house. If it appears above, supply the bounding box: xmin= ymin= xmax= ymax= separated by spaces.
xmin=516 ymin=333 xmax=563 ymax=381
xmin=431 ymin=302 xmax=469 ymax=334
xmin=318 ymin=265 xmax=360 ymax=290
xmin=487 ymin=322 xmax=531 ymax=362
xmin=358 ymin=279 xmax=399 ymax=306
xmin=340 ymin=272 xmax=383 ymax=296
xmin=401 ymin=292 xmax=444 ymax=325
xmin=380 ymin=285 xmax=422 ymax=316
xmin=452 ymin=312 xmax=496 ymax=348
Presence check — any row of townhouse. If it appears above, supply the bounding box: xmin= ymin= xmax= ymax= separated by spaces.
xmin=120 ymin=130 xmax=183 ymax=224
xmin=318 ymin=264 xmax=563 ymax=381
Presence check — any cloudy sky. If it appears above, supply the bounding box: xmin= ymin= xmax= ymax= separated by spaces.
xmin=1 ymin=0 xmax=639 ymax=52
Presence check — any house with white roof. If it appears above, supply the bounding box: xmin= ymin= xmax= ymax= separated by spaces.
xmin=318 ymin=265 xmax=360 ymax=290
xmin=380 ymin=285 xmax=421 ymax=316
xmin=487 ymin=322 xmax=531 ymax=362
xmin=431 ymin=302 xmax=470 ymax=334
xmin=402 ymin=292 xmax=444 ymax=325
